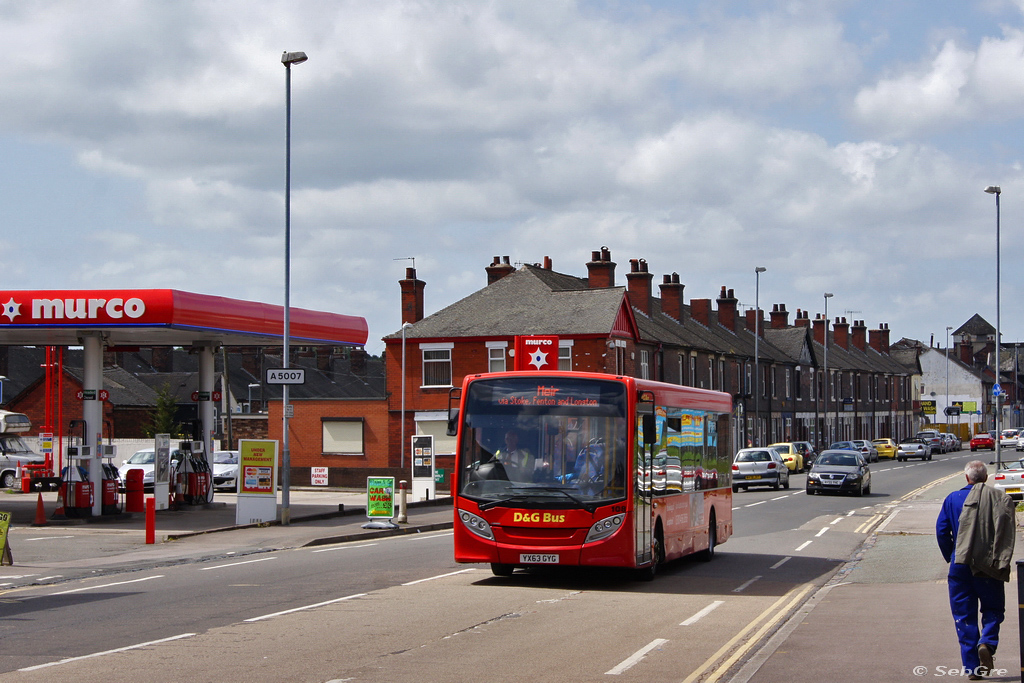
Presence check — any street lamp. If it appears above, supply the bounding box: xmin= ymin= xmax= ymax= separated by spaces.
xmin=281 ymin=49 xmax=307 ymax=526
xmin=985 ymin=184 xmax=1002 ymax=467
xmin=247 ymin=382 xmax=260 ymax=411
xmin=945 ymin=326 xmax=952 ymax=429
xmin=823 ymin=293 xmax=833 ymax=446
xmin=753 ymin=267 xmax=766 ymax=446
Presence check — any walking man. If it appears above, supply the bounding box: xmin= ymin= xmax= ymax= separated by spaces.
xmin=936 ymin=460 xmax=1016 ymax=679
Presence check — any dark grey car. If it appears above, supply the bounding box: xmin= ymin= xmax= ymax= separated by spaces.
xmin=806 ymin=449 xmax=871 ymax=496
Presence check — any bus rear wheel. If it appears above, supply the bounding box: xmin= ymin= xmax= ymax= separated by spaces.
xmin=490 ymin=563 xmax=515 ymax=577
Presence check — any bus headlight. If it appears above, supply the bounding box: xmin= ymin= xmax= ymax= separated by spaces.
xmin=459 ymin=511 xmax=494 ymax=540
xmin=584 ymin=513 xmax=624 ymax=544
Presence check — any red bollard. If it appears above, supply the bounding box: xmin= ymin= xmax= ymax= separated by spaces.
xmin=145 ymin=496 xmax=155 ymax=544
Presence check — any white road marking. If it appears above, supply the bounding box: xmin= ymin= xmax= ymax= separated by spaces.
xmin=245 ymin=593 xmax=368 ymax=622
xmin=681 ymin=600 xmax=724 ymax=626
xmin=401 ymin=568 xmax=476 ymax=586
xmin=815 ymin=527 xmax=829 ymax=537
xmin=18 ymin=633 xmax=196 ymax=671
xmin=732 ymin=576 xmax=762 ymax=593
xmin=770 ymin=557 xmax=791 ymax=570
xmin=51 ymin=575 xmax=164 ymax=595
xmin=605 ymin=638 xmax=669 ymax=675
xmin=795 ymin=541 xmax=812 ymax=552
xmin=311 ymin=543 xmax=378 ymax=553
xmin=198 ymin=557 xmax=277 ymax=571
xmin=24 ymin=536 xmax=74 ymax=542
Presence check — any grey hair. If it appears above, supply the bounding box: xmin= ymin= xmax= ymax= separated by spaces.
xmin=964 ymin=460 xmax=988 ymax=484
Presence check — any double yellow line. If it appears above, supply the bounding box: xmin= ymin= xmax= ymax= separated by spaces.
xmin=681 ymin=582 xmax=814 ymax=683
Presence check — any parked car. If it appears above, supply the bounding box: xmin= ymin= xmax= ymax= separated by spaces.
xmin=916 ymin=430 xmax=945 ymax=454
xmin=1017 ymin=437 xmax=1024 ymax=452
xmin=851 ymin=439 xmax=879 ymax=463
xmin=993 ymin=459 xmax=1024 ymax=500
xmin=731 ymin=448 xmax=790 ymax=492
xmin=792 ymin=441 xmax=818 ymax=468
xmin=871 ymin=438 xmax=898 ymax=460
xmin=805 ymin=450 xmax=871 ymax=496
xmin=212 ymin=450 xmax=240 ymax=492
xmin=768 ymin=442 xmax=804 ymax=472
xmin=970 ymin=432 xmax=996 ymax=452
xmin=1000 ymin=429 xmax=1020 ymax=449
xmin=897 ymin=437 xmax=931 ymax=461
xmin=828 ymin=441 xmax=858 ymax=452
xmin=940 ymin=433 xmax=961 ymax=452
xmin=117 ymin=448 xmax=183 ymax=491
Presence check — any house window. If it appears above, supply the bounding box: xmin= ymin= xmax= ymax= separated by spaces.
xmin=745 ymin=363 xmax=752 ymax=395
xmin=558 ymin=343 xmax=572 ymax=371
xmin=421 ymin=343 xmax=454 ymax=387
xmin=415 ymin=413 xmax=458 ymax=455
xmin=771 ymin=367 xmax=777 ymax=398
xmin=708 ymin=357 xmax=714 ymax=390
xmin=322 ymin=418 xmax=364 ymax=455
xmin=486 ymin=342 xmax=507 ymax=373
xmin=640 ymin=350 xmax=650 ymax=379
xmin=689 ymin=356 xmax=696 ymax=387
xmin=678 ymin=355 xmax=685 ymax=386
xmin=719 ymin=359 xmax=726 ymax=392
xmin=785 ymin=369 xmax=791 ymax=399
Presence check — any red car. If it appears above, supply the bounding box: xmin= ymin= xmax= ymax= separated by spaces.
xmin=970 ymin=432 xmax=995 ymax=451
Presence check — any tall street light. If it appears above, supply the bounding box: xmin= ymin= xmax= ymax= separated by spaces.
xmin=823 ymin=293 xmax=833 ymax=446
xmin=281 ymin=50 xmax=307 ymax=525
xmin=945 ymin=326 xmax=952 ymax=429
xmin=753 ymin=267 xmax=766 ymax=446
xmin=985 ymin=185 xmax=1002 ymax=467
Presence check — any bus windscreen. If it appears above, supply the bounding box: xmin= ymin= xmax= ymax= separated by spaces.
xmin=458 ymin=377 xmax=628 ymax=508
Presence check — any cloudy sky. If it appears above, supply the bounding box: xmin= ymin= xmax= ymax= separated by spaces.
xmin=2 ymin=1 xmax=1023 ymax=355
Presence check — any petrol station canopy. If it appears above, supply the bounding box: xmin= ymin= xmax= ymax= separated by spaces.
xmin=0 ymin=289 xmax=368 ymax=348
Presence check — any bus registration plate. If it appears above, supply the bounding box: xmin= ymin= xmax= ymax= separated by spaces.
xmin=520 ymin=553 xmax=559 ymax=564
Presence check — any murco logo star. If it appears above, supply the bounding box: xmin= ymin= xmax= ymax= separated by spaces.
xmin=529 ymin=348 xmax=548 ymax=369
xmin=1 ymin=298 xmax=21 ymax=322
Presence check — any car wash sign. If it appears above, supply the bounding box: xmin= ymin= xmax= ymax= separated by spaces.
xmin=514 ymin=335 xmax=559 ymax=371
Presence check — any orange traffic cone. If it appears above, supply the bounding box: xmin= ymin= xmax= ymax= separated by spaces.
xmin=52 ymin=486 xmax=66 ymax=519
xmin=32 ymin=492 xmax=47 ymax=527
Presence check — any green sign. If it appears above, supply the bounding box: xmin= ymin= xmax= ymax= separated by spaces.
xmin=434 ymin=468 xmax=446 ymax=484
xmin=366 ymin=477 xmax=395 ymax=519
xmin=0 ymin=511 xmax=11 ymax=566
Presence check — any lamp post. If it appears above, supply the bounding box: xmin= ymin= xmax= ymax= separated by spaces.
xmin=753 ymin=267 xmax=766 ymax=446
xmin=280 ymin=50 xmax=307 ymax=526
xmin=985 ymin=185 xmax=1002 ymax=467
xmin=400 ymin=322 xmax=412 ymax=469
xmin=945 ymin=326 xmax=952 ymax=428
xmin=823 ymin=293 xmax=833 ymax=446
xmin=247 ymin=382 xmax=260 ymax=411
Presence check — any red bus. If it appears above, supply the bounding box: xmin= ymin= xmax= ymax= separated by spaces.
xmin=448 ymin=371 xmax=734 ymax=578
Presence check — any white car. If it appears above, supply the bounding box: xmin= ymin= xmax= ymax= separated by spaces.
xmin=993 ymin=459 xmax=1024 ymax=499
xmin=1000 ymin=429 xmax=1020 ymax=449
xmin=118 ymin=448 xmax=182 ymax=491
xmin=212 ymin=450 xmax=240 ymax=492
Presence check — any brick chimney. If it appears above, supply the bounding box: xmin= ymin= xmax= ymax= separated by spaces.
xmin=851 ymin=320 xmax=867 ymax=352
xmin=626 ymin=258 xmax=653 ymax=316
xmin=770 ymin=303 xmax=790 ymax=329
xmin=794 ymin=309 xmax=810 ymax=328
xmin=587 ymin=246 xmax=616 ymax=288
xmin=400 ymin=267 xmax=426 ymax=324
xmin=691 ymin=298 xmax=711 ymax=326
xmin=869 ymin=323 xmax=892 ymax=354
xmin=716 ymin=286 xmax=738 ymax=332
xmin=659 ymin=273 xmax=685 ymax=322
xmin=486 ymin=256 xmax=515 ymax=285
xmin=543 ymin=256 xmax=552 ymax=270
xmin=350 ymin=347 xmax=367 ymax=375
xmin=833 ymin=317 xmax=850 ymax=350
xmin=151 ymin=347 xmax=173 ymax=372
xmin=745 ymin=308 xmax=765 ymax=338
xmin=959 ymin=339 xmax=973 ymax=365
xmin=812 ymin=314 xmax=826 ymax=346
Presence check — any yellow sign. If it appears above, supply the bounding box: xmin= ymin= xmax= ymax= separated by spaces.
xmin=921 ymin=400 xmax=936 ymax=415
xmin=0 ymin=511 xmax=11 ymax=566
xmin=239 ymin=440 xmax=278 ymax=496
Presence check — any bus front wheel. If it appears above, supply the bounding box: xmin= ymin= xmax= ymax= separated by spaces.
xmin=698 ymin=511 xmax=717 ymax=562
xmin=636 ymin=530 xmax=663 ymax=582
xmin=491 ymin=563 xmax=515 ymax=577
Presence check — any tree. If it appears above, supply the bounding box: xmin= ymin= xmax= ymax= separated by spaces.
xmin=146 ymin=383 xmax=182 ymax=438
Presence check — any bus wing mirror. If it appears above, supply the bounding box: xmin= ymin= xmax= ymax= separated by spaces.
xmin=446 ymin=408 xmax=460 ymax=437
xmin=642 ymin=413 xmax=657 ymax=445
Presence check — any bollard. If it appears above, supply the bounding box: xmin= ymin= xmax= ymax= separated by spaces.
xmin=125 ymin=469 xmax=144 ymax=513
xmin=395 ymin=479 xmax=409 ymax=523
xmin=145 ymin=496 xmax=155 ymax=544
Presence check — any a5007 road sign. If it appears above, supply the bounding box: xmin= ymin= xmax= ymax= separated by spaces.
xmin=266 ymin=368 xmax=306 ymax=385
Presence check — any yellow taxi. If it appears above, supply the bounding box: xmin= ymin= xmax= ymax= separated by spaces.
xmin=768 ymin=442 xmax=804 ymax=472
xmin=871 ymin=438 xmax=898 ymax=460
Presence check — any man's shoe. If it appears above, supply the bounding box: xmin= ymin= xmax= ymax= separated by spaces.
xmin=968 ymin=675 xmax=983 ymax=681
xmin=978 ymin=643 xmax=994 ymax=676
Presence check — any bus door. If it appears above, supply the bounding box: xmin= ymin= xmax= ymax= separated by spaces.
xmin=634 ymin=411 xmax=656 ymax=566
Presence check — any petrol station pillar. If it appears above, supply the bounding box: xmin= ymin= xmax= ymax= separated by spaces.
xmin=82 ymin=332 xmax=104 ymax=517
xmin=196 ymin=343 xmax=217 ymax=485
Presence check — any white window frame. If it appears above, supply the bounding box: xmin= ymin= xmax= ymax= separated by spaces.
xmin=421 ymin=342 xmax=454 ymax=388
xmin=486 ymin=341 xmax=508 ymax=373
xmin=558 ymin=340 xmax=573 ymax=371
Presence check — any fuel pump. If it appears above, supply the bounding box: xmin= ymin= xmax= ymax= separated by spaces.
xmin=100 ymin=442 xmax=120 ymax=515
xmin=62 ymin=423 xmax=94 ymax=518
xmin=179 ymin=440 xmax=211 ymax=505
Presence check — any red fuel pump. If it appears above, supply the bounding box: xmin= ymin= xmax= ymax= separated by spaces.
xmin=180 ymin=441 xmax=211 ymax=505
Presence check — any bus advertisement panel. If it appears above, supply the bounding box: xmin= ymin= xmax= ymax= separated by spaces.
xmin=450 ymin=371 xmax=733 ymax=579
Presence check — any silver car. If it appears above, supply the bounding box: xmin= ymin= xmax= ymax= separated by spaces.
xmin=897 ymin=438 xmax=931 ymax=462
xmin=731 ymin=448 xmax=790 ymax=492
xmin=993 ymin=459 xmax=1024 ymax=500
xmin=851 ymin=439 xmax=879 ymax=463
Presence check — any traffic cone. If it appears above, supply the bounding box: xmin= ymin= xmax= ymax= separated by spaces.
xmin=52 ymin=486 xmax=66 ymax=519
xmin=32 ymin=492 xmax=47 ymax=527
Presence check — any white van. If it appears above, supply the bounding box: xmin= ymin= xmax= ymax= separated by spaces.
xmin=0 ymin=410 xmax=46 ymax=488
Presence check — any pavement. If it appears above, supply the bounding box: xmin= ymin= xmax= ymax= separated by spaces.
xmin=2 ymin=472 xmax=1023 ymax=682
